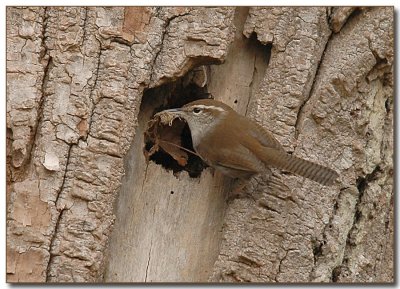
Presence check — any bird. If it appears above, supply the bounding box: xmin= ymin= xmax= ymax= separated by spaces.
xmin=162 ymin=98 xmax=339 ymax=186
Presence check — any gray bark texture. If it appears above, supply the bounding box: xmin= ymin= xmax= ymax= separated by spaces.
xmin=6 ymin=6 xmax=394 ymax=283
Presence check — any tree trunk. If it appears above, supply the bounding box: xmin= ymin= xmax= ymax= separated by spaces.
xmin=6 ymin=6 xmax=393 ymax=283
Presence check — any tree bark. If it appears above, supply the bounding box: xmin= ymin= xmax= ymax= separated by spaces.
xmin=6 ymin=6 xmax=393 ymax=283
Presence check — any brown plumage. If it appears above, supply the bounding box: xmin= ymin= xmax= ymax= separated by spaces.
xmin=167 ymin=99 xmax=339 ymax=186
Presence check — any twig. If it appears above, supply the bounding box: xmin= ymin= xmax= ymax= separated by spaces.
xmin=159 ymin=140 xmax=201 ymax=158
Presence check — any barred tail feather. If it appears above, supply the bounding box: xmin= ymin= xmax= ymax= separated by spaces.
xmin=257 ymin=147 xmax=339 ymax=186
xmin=283 ymin=154 xmax=339 ymax=185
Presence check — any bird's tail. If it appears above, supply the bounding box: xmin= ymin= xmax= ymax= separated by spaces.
xmin=257 ymin=147 xmax=339 ymax=186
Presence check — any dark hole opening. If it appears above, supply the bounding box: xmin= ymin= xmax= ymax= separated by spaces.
xmin=142 ymin=68 xmax=211 ymax=178
xmin=385 ymin=98 xmax=391 ymax=113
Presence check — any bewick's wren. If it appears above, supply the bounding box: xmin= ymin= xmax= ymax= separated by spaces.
xmin=164 ymin=99 xmax=339 ymax=186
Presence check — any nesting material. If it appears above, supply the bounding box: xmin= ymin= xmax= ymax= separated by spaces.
xmin=144 ymin=110 xmax=189 ymax=166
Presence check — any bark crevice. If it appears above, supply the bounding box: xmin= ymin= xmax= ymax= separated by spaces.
xmin=23 ymin=8 xmax=52 ymax=170
xmin=45 ymin=208 xmax=66 ymax=281
xmin=294 ymin=8 xmax=332 ymax=139
xmin=144 ymin=233 xmax=153 ymax=281
xmin=349 ymin=165 xmax=382 ymax=243
xmin=45 ymin=143 xmax=74 ymax=280
xmin=150 ymin=12 xmax=191 ymax=83
xmin=85 ymin=40 xmax=102 ymax=141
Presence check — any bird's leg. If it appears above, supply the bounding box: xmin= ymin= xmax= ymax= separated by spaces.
xmin=226 ymin=177 xmax=256 ymax=202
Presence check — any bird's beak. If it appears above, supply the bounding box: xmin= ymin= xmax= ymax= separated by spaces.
xmin=163 ymin=108 xmax=184 ymax=117
xmin=155 ymin=108 xmax=186 ymax=125
xmin=163 ymin=108 xmax=182 ymax=113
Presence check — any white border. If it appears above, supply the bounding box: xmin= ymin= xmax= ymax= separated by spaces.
xmin=1 ymin=3 xmax=398 ymax=288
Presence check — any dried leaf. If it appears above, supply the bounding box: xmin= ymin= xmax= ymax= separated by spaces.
xmin=144 ymin=111 xmax=189 ymax=166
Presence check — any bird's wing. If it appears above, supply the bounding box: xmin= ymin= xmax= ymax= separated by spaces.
xmin=196 ymin=140 xmax=263 ymax=177
xmin=246 ymin=119 xmax=285 ymax=151
xmin=214 ymin=145 xmax=264 ymax=174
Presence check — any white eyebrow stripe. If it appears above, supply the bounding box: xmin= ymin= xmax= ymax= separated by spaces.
xmin=194 ymin=104 xmax=225 ymax=112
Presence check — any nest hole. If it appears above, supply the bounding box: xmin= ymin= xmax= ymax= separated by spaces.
xmin=142 ymin=68 xmax=211 ymax=178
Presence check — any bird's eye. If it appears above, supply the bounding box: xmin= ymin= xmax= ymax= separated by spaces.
xmin=193 ymin=107 xmax=201 ymax=114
